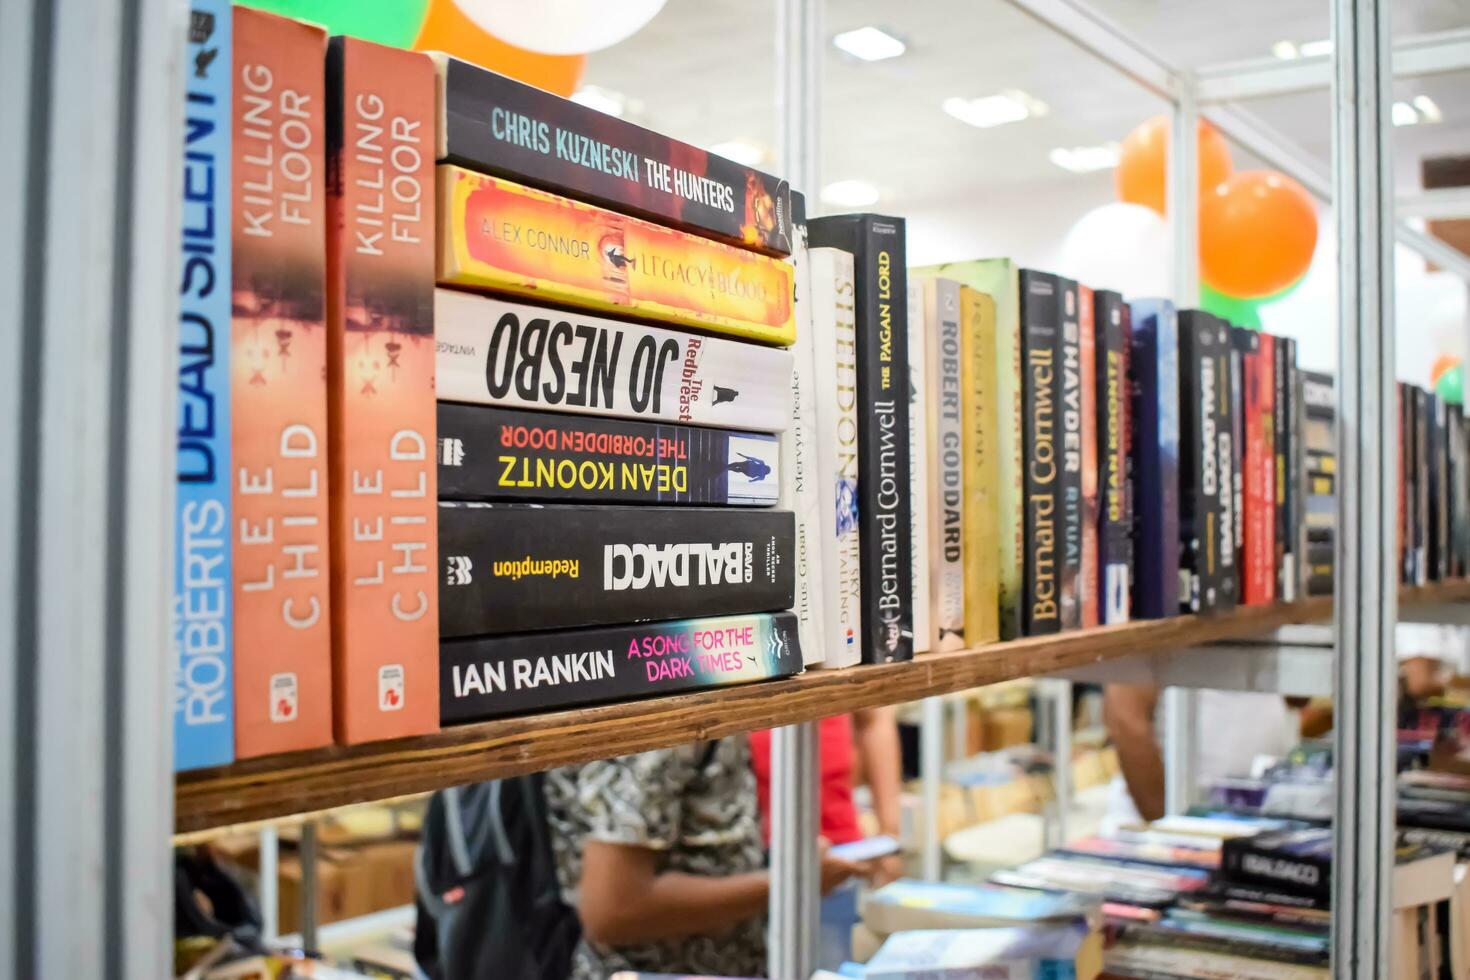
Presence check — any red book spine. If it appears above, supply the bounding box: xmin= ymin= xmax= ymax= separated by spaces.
xmin=1243 ymin=336 xmax=1275 ymax=604
xmin=1079 ymin=287 xmax=1099 ymax=628
xmin=231 ymin=7 xmax=334 ymax=757
xmin=325 ymin=37 xmax=440 ymax=744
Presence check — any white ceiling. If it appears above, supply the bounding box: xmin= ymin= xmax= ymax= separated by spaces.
xmin=581 ymin=0 xmax=1470 ymax=210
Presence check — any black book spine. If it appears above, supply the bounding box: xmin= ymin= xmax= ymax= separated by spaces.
xmin=436 ymin=402 xmax=780 ymax=506
xmin=1177 ymin=312 xmax=1210 ymax=612
xmin=1095 ymin=290 xmax=1131 ymax=624
xmin=1403 ymin=383 xmax=1416 ymax=584
xmin=1058 ymin=278 xmax=1083 ymax=629
xmin=438 ymin=503 xmax=795 ymax=637
xmin=1273 ymin=335 xmax=1289 ymax=598
xmin=1220 ymin=835 xmax=1332 ymax=900
xmin=1109 ymin=923 xmax=1327 ymax=967
xmin=1214 ymin=317 xmax=1238 ymax=610
xmin=1019 ymin=270 xmax=1062 ymax=635
xmin=1281 ymin=338 xmax=1300 ymax=599
xmin=1433 ymin=395 xmax=1450 ymax=580
xmin=808 ymin=215 xmax=913 ymax=662
xmin=440 ymin=612 xmax=804 ymax=722
xmin=1229 ymin=327 xmax=1252 ymax=602
xmin=1417 ymin=386 xmax=1430 ymax=584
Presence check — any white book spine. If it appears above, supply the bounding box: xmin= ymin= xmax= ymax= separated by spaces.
xmin=926 ymin=278 xmax=966 ymax=649
xmin=908 ymin=282 xmax=932 ymax=653
xmin=434 ymin=289 xmax=794 ymax=432
xmin=811 ymin=247 xmax=863 ymax=668
xmin=785 ymin=213 xmax=826 ymax=666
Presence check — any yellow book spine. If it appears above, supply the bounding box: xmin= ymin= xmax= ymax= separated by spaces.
xmin=436 ymin=165 xmax=796 ymax=346
xmin=962 ymin=286 xmax=1001 ymax=643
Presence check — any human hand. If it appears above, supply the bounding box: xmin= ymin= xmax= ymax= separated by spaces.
xmin=867 ymin=853 xmax=904 ymax=887
xmin=817 ymin=839 xmax=863 ymax=895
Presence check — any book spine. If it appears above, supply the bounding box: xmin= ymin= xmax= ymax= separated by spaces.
xmin=435 ymin=56 xmax=792 ymax=256
xmin=230 ymin=7 xmax=333 ymax=757
xmin=437 ymin=504 xmax=795 ymax=637
xmin=1128 ymin=299 xmax=1180 ymax=619
xmin=961 ymin=286 xmax=1000 ymax=644
xmin=1220 ymin=839 xmax=1331 ymax=900
xmin=1022 ymin=271 xmax=1063 ymax=634
xmin=1417 ymin=386 xmax=1430 ymax=584
xmin=1079 ymin=286 xmax=1099 ymax=628
xmin=1096 ymin=291 xmax=1130 ymax=624
xmin=1434 ymin=396 xmax=1450 ymax=580
xmin=441 ymin=613 xmax=804 ymax=722
xmin=927 ymin=279 xmax=967 ymax=650
xmin=436 ymin=404 xmax=780 ymax=505
xmin=436 ymin=165 xmax=796 ymax=346
xmin=1058 ymin=279 xmax=1084 ymax=630
xmin=1294 ymin=369 xmax=1309 ymax=599
xmin=1229 ymin=328 xmax=1246 ymax=603
xmin=1248 ymin=334 xmax=1277 ymax=603
xmin=325 ymin=37 xmax=439 ymax=745
xmin=908 ymin=281 xmax=932 ymax=653
xmin=809 ymin=215 xmax=913 ymax=663
xmin=810 ymin=248 xmax=863 ymax=668
xmin=1214 ymin=318 xmax=1237 ymax=610
xmin=1400 ymin=385 xmax=1409 ymax=583
xmin=1177 ymin=314 xmax=1207 ymax=611
xmin=175 ymin=0 xmax=235 ymax=771
xmin=785 ymin=194 xmax=825 ymax=665
xmin=1280 ymin=338 xmax=1300 ymax=599
xmin=1273 ymin=335 xmax=1289 ymax=597
xmin=434 ymin=290 xmax=794 ymax=432
xmin=997 ymin=268 xmax=1025 ymax=640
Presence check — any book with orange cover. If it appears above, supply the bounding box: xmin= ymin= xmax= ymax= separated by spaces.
xmin=436 ymin=165 xmax=796 ymax=346
xmin=325 ymin=36 xmax=439 ymax=744
xmin=230 ymin=6 xmax=333 ymax=756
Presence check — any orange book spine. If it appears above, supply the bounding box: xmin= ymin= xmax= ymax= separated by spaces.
xmin=325 ymin=38 xmax=439 ymax=743
xmin=230 ymin=7 xmax=333 ymax=757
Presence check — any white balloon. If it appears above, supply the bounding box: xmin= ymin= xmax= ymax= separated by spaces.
xmin=1055 ymin=202 xmax=1173 ymax=299
xmin=451 ymin=0 xmax=668 ymax=55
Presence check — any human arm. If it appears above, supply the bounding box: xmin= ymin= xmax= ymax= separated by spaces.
xmin=852 ymin=705 xmax=905 ymax=884
xmin=1103 ymin=683 xmax=1164 ymax=822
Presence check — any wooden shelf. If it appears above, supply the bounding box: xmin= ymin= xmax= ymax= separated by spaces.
xmin=176 ymin=597 xmax=1336 ymax=833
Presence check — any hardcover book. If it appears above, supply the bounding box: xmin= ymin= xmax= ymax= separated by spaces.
xmin=440 ymin=612 xmax=803 ymax=722
xmin=434 ymin=290 xmax=793 ymax=432
xmin=435 ymin=403 xmax=779 ymax=505
xmin=1058 ymin=278 xmax=1084 ymax=630
xmin=437 ymin=165 xmax=796 ymax=346
xmin=784 ymin=193 xmax=825 ymax=664
xmin=808 ymin=214 xmax=913 ymax=664
xmin=230 ymin=6 xmax=334 ymax=757
xmin=325 ymin=36 xmax=439 ymax=744
xmin=908 ymin=281 xmax=932 ymax=653
xmin=1079 ymin=286 xmax=1099 ymax=629
xmin=438 ymin=503 xmax=795 ymax=637
xmin=1094 ymin=290 xmax=1130 ymax=624
xmin=1020 ymin=270 xmax=1062 ymax=635
xmin=809 ymin=247 xmax=863 ymax=668
xmin=175 ymin=0 xmax=234 ymax=771
xmin=911 ymin=260 xmax=1024 ymax=640
xmin=924 ymin=278 xmax=966 ymax=651
xmin=961 ymin=285 xmax=1001 ymax=644
xmin=1244 ymin=331 xmax=1276 ymax=604
xmin=1128 ymin=298 xmax=1180 ymax=619
xmin=1213 ymin=317 xmax=1238 ymax=611
xmin=432 ymin=55 xmax=792 ymax=256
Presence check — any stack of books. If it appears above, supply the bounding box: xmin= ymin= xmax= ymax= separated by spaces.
xmin=1400 ymin=380 xmax=1470 ymax=587
xmin=1300 ymin=372 xmax=1336 ymax=597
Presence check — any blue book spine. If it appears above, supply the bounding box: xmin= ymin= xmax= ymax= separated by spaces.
xmin=174 ymin=0 xmax=233 ymax=771
xmin=1129 ymin=299 xmax=1179 ymax=619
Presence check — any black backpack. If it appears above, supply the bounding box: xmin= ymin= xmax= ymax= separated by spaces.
xmin=413 ymin=772 xmax=582 ymax=980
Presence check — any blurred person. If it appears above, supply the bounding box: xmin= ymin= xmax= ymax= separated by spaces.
xmin=544 ymin=736 xmax=863 ymax=980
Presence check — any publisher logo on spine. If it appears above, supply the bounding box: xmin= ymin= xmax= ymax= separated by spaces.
xmin=440 ymin=437 xmax=465 ymax=467
xmin=378 ymin=664 xmax=405 ymax=711
xmin=446 ymin=555 xmax=474 ymax=586
xmin=269 ymin=673 xmax=298 ymax=723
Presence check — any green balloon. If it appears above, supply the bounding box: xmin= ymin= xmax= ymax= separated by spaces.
xmin=237 ymin=0 xmax=429 ymax=47
xmin=1437 ymin=365 xmax=1464 ymax=405
xmin=1200 ymin=284 xmax=1263 ymax=330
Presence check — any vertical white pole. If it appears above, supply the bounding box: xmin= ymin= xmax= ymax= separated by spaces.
xmin=260 ymin=827 xmax=280 ymax=942
xmin=1051 ymin=681 xmax=1074 ymax=844
xmin=1331 ymin=0 xmax=1397 ymax=974
xmin=920 ymin=696 xmax=944 ymax=880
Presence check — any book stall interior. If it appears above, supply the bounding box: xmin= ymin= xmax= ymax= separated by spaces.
xmin=15 ymin=0 xmax=1470 ymax=978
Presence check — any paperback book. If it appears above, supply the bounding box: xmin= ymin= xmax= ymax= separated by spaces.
xmin=434 ymin=290 xmax=793 ymax=432
xmin=436 ymin=165 xmax=796 ymax=346
xmin=1245 ymin=331 xmax=1276 ymax=604
xmin=1058 ymin=278 xmax=1084 ymax=630
xmin=960 ymin=285 xmax=1001 ymax=644
xmin=1020 ymin=269 xmax=1063 ymax=635
xmin=908 ymin=281 xmax=932 ymax=653
xmin=1128 ymin=298 xmax=1180 ymax=619
xmin=924 ymin=277 xmax=966 ymax=651
xmin=1079 ymin=286 xmax=1100 ymax=628
xmin=1094 ymin=290 xmax=1130 ymax=624
xmin=785 ymin=193 xmax=826 ymax=665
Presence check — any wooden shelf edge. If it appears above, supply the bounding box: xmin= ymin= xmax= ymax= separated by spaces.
xmin=175 ymin=594 xmax=1357 ymax=833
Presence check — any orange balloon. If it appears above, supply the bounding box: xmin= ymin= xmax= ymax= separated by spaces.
xmin=1431 ymin=354 xmax=1461 ymax=388
xmin=1116 ymin=115 xmax=1234 ymax=215
xmin=1200 ymin=170 xmax=1319 ymax=300
xmin=413 ymin=0 xmax=585 ymax=96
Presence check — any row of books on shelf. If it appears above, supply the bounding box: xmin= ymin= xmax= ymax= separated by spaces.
xmin=172 ymin=2 xmax=1470 ymax=772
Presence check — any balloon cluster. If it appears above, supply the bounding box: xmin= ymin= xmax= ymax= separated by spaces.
xmin=1116 ymin=115 xmax=1318 ymax=326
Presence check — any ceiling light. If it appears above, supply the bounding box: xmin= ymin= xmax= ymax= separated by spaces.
xmin=569 ymin=85 xmax=626 ymax=118
xmin=1298 ymin=39 xmax=1333 ymax=58
xmin=820 ymin=179 xmax=880 ymax=208
xmin=1049 ymin=143 xmax=1121 ymax=174
xmin=707 ymin=140 xmax=767 ymax=167
xmin=1271 ymin=40 xmax=1299 ymax=60
xmin=942 ymin=90 xmax=1048 ymax=130
xmin=1392 ymin=101 xmax=1420 ymax=127
xmin=832 ymin=26 xmax=906 ymax=62
xmin=1412 ymin=95 xmax=1443 ymax=124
